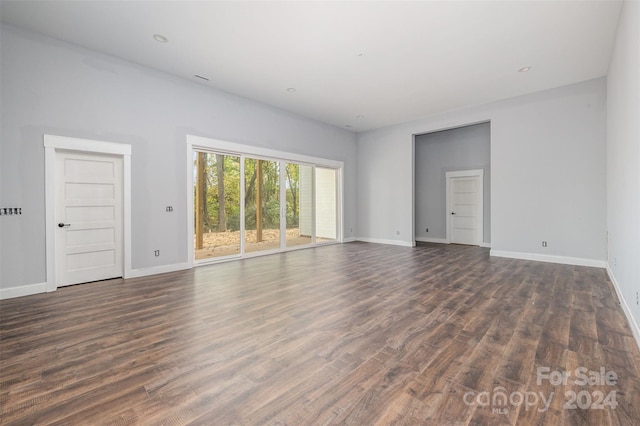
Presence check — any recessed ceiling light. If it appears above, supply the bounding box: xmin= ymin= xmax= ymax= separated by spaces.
xmin=518 ymin=66 xmax=532 ymax=73
xmin=194 ymin=74 xmax=210 ymax=81
xmin=153 ymin=34 xmax=168 ymax=43
xmin=286 ymin=87 xmax=297 ymax=93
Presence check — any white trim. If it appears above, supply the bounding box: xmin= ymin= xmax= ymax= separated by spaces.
xmin=337 ymin=167 xmax=344 ymax=243
xmin=285 ymin=243 xmax=315 ymax=251
xmin=606 ymin=264 xmax=640 ymax=352
xmin=44 ymin=135 xmax=133 ymax=294
xmin=186 ymin=135 xmax=343 ymax=169
xmin=343 ymin=237 xmax=357 ymax=243
xmin=186 ymin=143 xmax=194 ymax=266
xmin=490 ymin=250 xmax=606 ymax=268
xmin=445 ymin=169 xmax=484 ymax=246
xmin=197 ymin=256 xmax=242 ymax=265
xmin=243 ymin=247 xmax=284 ymax=259
xmin=45 ymin=146 xmax=56 ymax=292
xmin=411 ymin=134 xmax=416 ymax=247
xmin=414 ymin=237 xmax=490 ymax=247
xmin=0 ymin=282 xmax=47 ymax=300
xmin=311 ymin=164 xmax=317 ymax=244
xmin=356 ymin=238 xmax=414 ymax=247
xmin=194 ymin=240 xmax=342 ymax=266
xmin=127 ymin=262 xmax=192 ymax=279
xmin=123 ymin=155 xmax=132 ymax=277
xmin=280 ymin=160 xmax=287 ymax=249
xmin=315 ymin=240 xmax=341 ymax=247
xmin=415 ymin=120 xmax=491 ymax=137
xmin=194 ymin=253 xmax=242 ymax=266
xmin=415 ymin=237 xmax=448 ymax=244
xmin=44 ymin=135 xmax=131 ymax=155
xmin=240 ymin=154 xmax=246 ymax=255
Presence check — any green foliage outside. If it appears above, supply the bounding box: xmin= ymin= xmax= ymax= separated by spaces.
xmin=194 ymin=154 xmax=301 ymax=232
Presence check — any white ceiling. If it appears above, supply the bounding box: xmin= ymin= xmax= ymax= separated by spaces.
xmin=0 ymin=1 xmax=622 ymax=132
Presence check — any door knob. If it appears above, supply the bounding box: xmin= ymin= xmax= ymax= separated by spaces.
xmin=58 ymin=223 xmax=70 ymax=228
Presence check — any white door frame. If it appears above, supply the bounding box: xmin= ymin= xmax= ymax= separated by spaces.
xmin=445 ymin=169 xmax=484 ymax=245
xmin=44 ymin=135 xmax=132 ymax=292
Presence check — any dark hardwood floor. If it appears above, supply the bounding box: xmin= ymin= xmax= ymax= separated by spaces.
xmin=1 ymin=242 xmax=639 ymax=425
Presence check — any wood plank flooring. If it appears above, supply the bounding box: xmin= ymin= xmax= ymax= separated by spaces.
xmin=1 ymin=242 xmax=639 ymax=425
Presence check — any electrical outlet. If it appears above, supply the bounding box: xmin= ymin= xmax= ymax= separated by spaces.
xmin=154 ymin=250 xmax=160 ymax=257
xmin=396 ymin=230 xmax=400 ymax=235
xmin=426 ymin=228 xmax=429 ymax=233
xmin=350 ymin=228 xmax=353 ymax=233
xmin=166 ymin=206 xmax=173 ymax=212
xmin=542 ymin=241 xmax=548 ymax=247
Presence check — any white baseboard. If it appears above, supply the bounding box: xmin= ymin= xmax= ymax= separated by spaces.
xmin=343 ymin=237 xmax=357 ymax=243
xmin=0 ymin=282 xmax=47 ymax=300
xmin=126 ymin=262 xmax=192 ymax=279
xmin=606 ymin=264 xmax=640 ymax=352
xmin=415 ymin=237 xmax=448 ymax=244
xmin=356 ymin=238 xmax=414 ymax=247
xmin=0 ymin=262 xmax=192 ymax=299
xmin=490 ymin=250 xmax=606 ymax=268
xmin=415 ymin=237 xmax=491 ymax=248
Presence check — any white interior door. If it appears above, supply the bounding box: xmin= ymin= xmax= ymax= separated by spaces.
xmin=447 ymin=171 xmax=483 ymax=246
xmin=55 ymin=151 xmax=123 ymax=286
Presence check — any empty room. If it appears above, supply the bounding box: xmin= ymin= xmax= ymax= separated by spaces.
xmin=1 ymin=1 xmax=639 ymax=425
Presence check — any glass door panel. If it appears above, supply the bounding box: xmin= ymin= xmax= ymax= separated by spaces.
xmin=285 ymin=163 xmax=313 ymax=248
xmin=193 ymin=152 xmax=241 ymax=260
xmin=244 ymin=158 xmax=281 ymax=253
xmin=315 ymin=167 xmax=337 ymax=243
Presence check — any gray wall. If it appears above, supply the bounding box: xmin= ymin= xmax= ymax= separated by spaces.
xmin=606 ymin=1 xmax=640 ymax=332
xmin=0 ymin=25 xmax=357 ymax=290
xmin=358 ymin=77 xmax=606 ymax=262
xmin=415 ymin=122 xmax=490 ymax=243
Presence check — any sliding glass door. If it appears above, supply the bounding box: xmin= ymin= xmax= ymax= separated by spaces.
xmin=286 ymin=163 xmax=313 ymax=248
xmin=244 ymin=158 xmax=280 ymax=253
xmin=190 ymin=141 xmax=341 ymax=264
xmin=315 ymin=167 xmax=338 ymax=243
xmin=193 ymin=152 xmax=241 ymax=260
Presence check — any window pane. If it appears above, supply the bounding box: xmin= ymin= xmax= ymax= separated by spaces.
xmin=194 ymin=152 xmax=241 ymax=260
xmin=286 ymin=163 xmax=312 ymax=247
xmin=244 ymin=158 xmax=281 ymax=253
xmin=315 ymin=167 xmax=337 ymax=242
